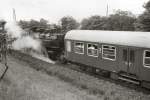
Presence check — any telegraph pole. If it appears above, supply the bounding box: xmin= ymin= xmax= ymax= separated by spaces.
xmin=13 ymin=8 xmax=17 ymax=22
xmin=106 ymin=4 xmax=109 ymax=17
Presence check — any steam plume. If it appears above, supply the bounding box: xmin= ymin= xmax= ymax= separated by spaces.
xmin=5 ymin=22 xmax=25 ymax=38
xmin=5 ymin=21 xmax=55 ymax=64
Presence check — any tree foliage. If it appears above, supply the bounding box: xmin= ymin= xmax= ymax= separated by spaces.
xmin=81 ymin=10 xmax=136 ymax=31
xmin=135 ymin=0 xmax=150 ymax=31
xmin=107 ymin=10 xmax=136 ymax=31
xmin=60 ymin=16 xmax=79 ymax=33
xmin=19 ymin=18 xmax=61 ymax=34
xmin=81 ymin=16 xmax=108 ymax=30
xmin=19 ymin=10 xmax=138 ymax=34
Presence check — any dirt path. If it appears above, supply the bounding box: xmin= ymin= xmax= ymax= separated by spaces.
xmin=0 ymin=56 xmax=100 ymax=100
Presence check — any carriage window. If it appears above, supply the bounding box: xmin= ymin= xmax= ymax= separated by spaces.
xmin=66 ymin=41 xmax=71 ymax=52
xmin=143 ymin=50 xmax=150 ymax=67
xmin=102 ymin=45 xmax=116 ymax=61
xmin=74 ymin=42 xmax=84 ymax=54
xmin=87 ymin=43 xmax=98 ymax=57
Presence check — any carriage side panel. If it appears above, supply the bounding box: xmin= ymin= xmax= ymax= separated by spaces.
xmin=65 ymin=40 xmax=119 ymax=72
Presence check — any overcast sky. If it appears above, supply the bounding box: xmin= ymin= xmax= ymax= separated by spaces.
xmin=0 ymin=0 xmax=149 ymax=23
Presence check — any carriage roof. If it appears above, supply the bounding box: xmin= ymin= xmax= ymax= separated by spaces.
xmin=65 ymin=30 xmax=150 ymax=48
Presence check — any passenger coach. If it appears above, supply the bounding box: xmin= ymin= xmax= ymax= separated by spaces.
xmin=64 ymin=30 xmax=150 ymax=89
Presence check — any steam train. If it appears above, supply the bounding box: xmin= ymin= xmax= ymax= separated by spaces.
xmin=10 ymin=28 xmax=149 ymax=89
xmin=43 ymin=30 xmax=150 ymax=89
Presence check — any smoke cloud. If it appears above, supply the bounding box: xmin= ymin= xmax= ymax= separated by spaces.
xmin=5 ymin=22 xmax=25 ymax=38
xmin=5 ymin=21 xmax=55 ymax=64
xmin=12 ymin=36 xmax=41 ymax=51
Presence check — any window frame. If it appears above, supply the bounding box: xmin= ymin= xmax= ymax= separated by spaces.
xmin=143 ymin=50 xmax=150 ymax=68
xmin=74 ymin=41 xmax=84 ymax=54
xmin=87 ymin=43 xmax=98 ymax=57
xmin=102 ymin=45 xmax=116 ymax=61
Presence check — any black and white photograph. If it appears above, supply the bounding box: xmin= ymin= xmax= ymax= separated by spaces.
xmin=0 ymin=0 xmax=150 ymax=100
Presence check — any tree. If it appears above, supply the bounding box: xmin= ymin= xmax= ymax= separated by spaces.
xmin=29 ymin=19 xmax=40 ymax=27
xmin=19 ymin=20 xmax=30 ymax=29
xmin=60 ymin=16 xmax=79 ymax=33
xmin=80 ymin=10 xmax=136 ymax=31
xmin=106 ymin=10 xmax=136 ymax=31
xmin=81 ymin=15 xmax=108 ymax=30
xmin=39 ymin=18 xmax=48 ymax=28
xmin=135 ymin=1 xmax=150 ymax=31
xmin=19 ymin=19 xmax=62 ymax=34
xmin=47 ymin=24 xmax=62 ymax=33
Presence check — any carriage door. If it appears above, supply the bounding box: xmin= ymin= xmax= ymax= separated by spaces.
xmin=121 ymin=48 xmax=136 ymax=74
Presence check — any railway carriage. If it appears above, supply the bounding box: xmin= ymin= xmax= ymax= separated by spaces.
xmin=64 ymin=30 xmax=150 ymax=89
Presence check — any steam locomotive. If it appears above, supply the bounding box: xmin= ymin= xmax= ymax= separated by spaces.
xmin=40 ymin=33 xmax=65 ymax=60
